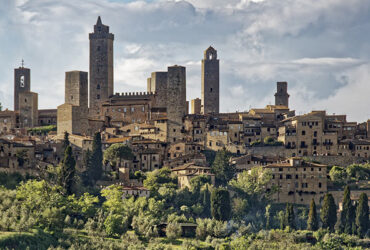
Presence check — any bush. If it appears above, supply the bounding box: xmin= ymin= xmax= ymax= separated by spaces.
xmin=104 ymin=213 xmax=128 ymax=237
xmin=166 ymin=222 xmax=182 ymax=240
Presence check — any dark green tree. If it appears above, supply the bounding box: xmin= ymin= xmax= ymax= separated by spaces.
xmin=321 ymin=193 xmax=337 ymax=232
xmin=88 ymin=132 xmax=103 ymax=183
xmin=356 ymin=193 xmax=369 ymax=238
xmin=62 ymin=131 xmax=70 ymax=155
xmin=103 ymin=143 xmax=134 ymax=169
xmin=307 ymin=199 xmax=319 ymax=231
xmin=202 ymin=184 xmax=211 ymax=218
xmin=211 ymin=148 xmax=235 ymax=186
xmin=211 ymin=188 xmax=231 ymax=221
xmin=284 ymin=203 xmax=295 ymax=230
xmin=340 ymin=185 xmax=355 ymax=234
xmin=58 ymin=146 xmax=76 ymax=195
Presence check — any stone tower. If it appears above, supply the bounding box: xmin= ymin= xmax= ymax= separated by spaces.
xmin=65 ymin=71 xmax=88 ymax=108
xmin=201 ymin=46 xmax=219 ymax=114
xmin=147 ymin=71 xmax=168 ymax=108
xmin=14 ymin=63 xmax=31 ymax=111
xmin=274 ymin=82 xmax=289 ymax=107
xmin=166 ymin=65 xmax=186 ymax=142
xmin=89 ymin=16 xmax=114 ymax=115
xmin=19 ymin=91 xmax=38 ymax=128
xmin=57 ymin=71 xmax=89 ymax=136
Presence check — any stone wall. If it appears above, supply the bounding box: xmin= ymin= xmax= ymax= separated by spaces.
xmin=19 ymin=91 xmax=38 ymax=128
xmin=201 ymin=47 xmax=219 ymax=114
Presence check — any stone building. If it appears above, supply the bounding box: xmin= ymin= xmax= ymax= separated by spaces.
xmin=57 ymin=71 xmax=88 ymax=135
xmin=89 ymin=16 xmax=114 ymax=116
xmin=264 ymin=157 xmax=327 ymax=205
xmin=172 ymin=163 xmax=215 ymax=189
xmin=278 ymin=111 xmax=338 ymax=157
xmin=19 ymin=91 xmax=38 ymax=128
xmin=166 ymin=65 xmax=186 ymax=143
xmin=14 ymin=64 xmax=31 ymax=112
xmin=191 ymin=98 xmax=201 ymax=114
xmin=147 ymin=72 xmax=168 ymax=108
xmin=201 ymin=46 xmax=219 ymax=114
xmin=274 ymin=82 xmax=289 ymax=107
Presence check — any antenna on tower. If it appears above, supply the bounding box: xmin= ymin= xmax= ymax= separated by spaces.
xmin=21 ymin=59 xmax=24 ymax=68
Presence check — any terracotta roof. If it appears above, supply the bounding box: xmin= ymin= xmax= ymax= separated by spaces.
xmin=105 ymin=137 xmax=131 ymax=144
xmin=172 ymin=163 xmax=211 ymax=171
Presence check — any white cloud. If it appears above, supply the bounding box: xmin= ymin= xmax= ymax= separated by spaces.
xmin=0 ymin=0 xmax=369 ymax=122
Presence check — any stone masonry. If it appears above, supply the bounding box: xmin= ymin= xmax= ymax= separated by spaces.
xmin=89 ymin=16 xmax=114 ymax=116
xmin=201 ymin=46 xmax=219 ymax=114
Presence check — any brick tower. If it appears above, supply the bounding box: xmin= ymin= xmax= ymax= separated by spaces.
xmin=201 ymin=46 xmax=219 ymax=114
xmin=14 ymin=60 xmax=31 ymax=111
xmin=274 ymin=82 xmax=289 ymax=107
xmin=89 ymin=16 xmax=114 ymax=115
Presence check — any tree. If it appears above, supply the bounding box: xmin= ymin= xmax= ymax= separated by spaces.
xmin=340 ymin=185 xmax=355 ymax=234
xmin=202 ymin=185 xmax=211 ymax=218
xmin=307 ymin=199 xmax=318 ymax=231
xmin=265 ymin=204 xmax=271 ymax=230
xmin=321 ymin=193 xmax=337 ymax=232
xmin=284 ymin=203 xmax=295 ymax=230
xmin=103 ymin=143 xmax=134 ymax=169
xmin=356 ymin=193 xmax=369 ymax=238
xmin=211 ymin=188 xmax=231 ymax=221
xmin=211 ymin=148 xmax=235 ymax=186
xmin=143 ymin=167 xmax=177 ymax=195
xmin=104 ymin=213 xmax=128 ymax=237
xmin=88 ymin=132 xmax=103 ymax=183
xmin=58 ymin=146 xmax=76 ymax=195
xmin=166 ymin=222 xmax=182 ymax=239
xmin=329 ymin=166 xmax=347 ymax=184
xmin=62 ymin=131 xmax=70 ymax=154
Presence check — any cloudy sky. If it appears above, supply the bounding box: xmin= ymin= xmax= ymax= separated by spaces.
xmin=1 ymin=0 xmax=370 ymax=122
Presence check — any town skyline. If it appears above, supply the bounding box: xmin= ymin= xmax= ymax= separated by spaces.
xmin=1 ymin=0 xmax=370 ymax=122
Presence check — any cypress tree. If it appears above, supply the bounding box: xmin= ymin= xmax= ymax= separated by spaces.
xmin=89 ymin=132 xmax=103 ymax=183
xmin=202 ymin=185 xmax=211 ymax=218
xmin=340 ymin=185 xmax=355 ymax=234
xmin=211 ymin=188 xmax=231 ymax=221
xmin=284 ymin=203 xmax=295 ymax=230
xmin=321 ymin=193 xmax=337 ymax=232
xmin=62 ymin=131 xmax=70 ymax=154
xmin=211 ymin=148 xmax=235 ymax=186
xmin=59 ymin=146 xmax=76 ymax=195
xmin=356 ymin=193 xmax=369 ymax=238
xmin=307 ymin=198 xmax=319 ymax=231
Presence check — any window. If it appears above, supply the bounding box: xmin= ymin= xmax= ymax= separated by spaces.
xmin=319 ymin=183 xmax=322 ymax=188
xmin=131 ymin=107 xmax=135 ymax=112
xmin=302 ymin=130 xmax=306 ymax=135
xmin=295 ymin=174 xmax=298 ymax=179
xmin=311 ymin=168 xmax=314 ymax=171
xmin=124 ymin=107 xmax=127 ymax=112
xmin=97 ymin=94 xmax=100 ymax=99
xmin=279 ymin=174 xmax=282 ymax=179
xmin=286 ymin=174 xmax=292 ymax=179
xmin=97 ymin=84 xmax=100 ymax=89
xmin=279 ymin=168 xmax=283 ymax=172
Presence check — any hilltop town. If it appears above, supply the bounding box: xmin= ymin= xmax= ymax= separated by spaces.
xmin=0 ymin=16 xmax=369 ymax=248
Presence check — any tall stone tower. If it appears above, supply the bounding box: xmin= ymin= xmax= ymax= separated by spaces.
xmin=274 ymin=82 xmax=289 ymax=107
xmin=57 ymin=71 xmax=89 ymax=136
xmin=14 ymin=62 xmax=31 ymax=111
xmin=147 ymin=72 xmax=168 ymax=108
xmin=89 ymin=16 xmax=114 ymax=115
xmin=201 ymin=46 xmax=219 ymax=114
xmin=166 ymin=65 xmax=186 ymax=142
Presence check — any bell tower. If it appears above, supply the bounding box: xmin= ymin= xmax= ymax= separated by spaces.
xmin=89 ymin=16 xmax=114 ymax=115
xmin=201 ymin=46 xmax=219 ymax=114
xmin=14 ymin=59 xmax=31 ymax=111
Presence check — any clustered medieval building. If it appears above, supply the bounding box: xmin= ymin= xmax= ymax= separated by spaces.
xmin=0 ymin=17 xmax=369 ymax=205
